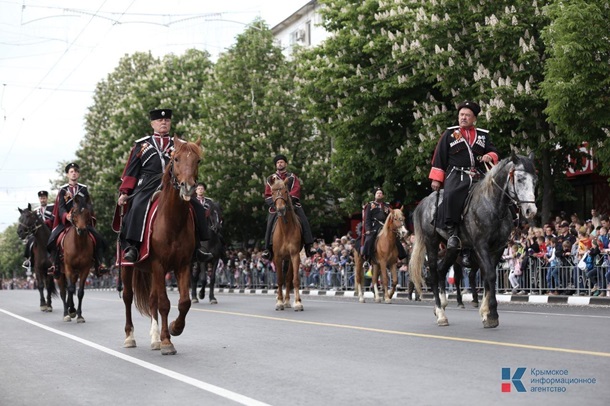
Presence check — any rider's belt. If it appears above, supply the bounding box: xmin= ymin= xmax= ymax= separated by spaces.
xmin=452 ymin=166 xmax=480 ymax=178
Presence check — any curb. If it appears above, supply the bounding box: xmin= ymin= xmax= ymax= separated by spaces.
xmin=88 ymin=287 xmax=610 ymax=306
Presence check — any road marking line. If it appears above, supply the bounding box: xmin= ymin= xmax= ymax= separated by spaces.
xmin=0 ymin=308 xmax=270 ymax=406
xmin=192 ymin=308 xmax=610 ymax=358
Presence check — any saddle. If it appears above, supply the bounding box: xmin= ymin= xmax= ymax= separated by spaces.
xmin=116 ymin=198 xmax=195 ymax=266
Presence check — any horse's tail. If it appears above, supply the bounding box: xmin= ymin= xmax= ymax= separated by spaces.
xmin=132 ymin=268 xmax=152 ymax=317
xmin=409 ymin=206 xmax=426 ymax=296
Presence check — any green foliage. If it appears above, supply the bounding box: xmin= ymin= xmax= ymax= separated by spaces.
xmin=0 ymin=225 xmax=25 ymax=280
xmin=196 ymin=20 xmax=336 ymax=245
xmin=541 ymin=0 xmax=610 ymax=174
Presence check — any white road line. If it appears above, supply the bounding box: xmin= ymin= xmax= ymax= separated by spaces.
xmin=0 ymin=308 xmax=271 ymax=406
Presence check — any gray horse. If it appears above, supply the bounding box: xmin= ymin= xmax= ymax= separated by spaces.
xmin=410 ymin=153 xmax=537 ymax=327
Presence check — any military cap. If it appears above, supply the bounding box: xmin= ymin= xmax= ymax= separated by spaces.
xmin=457 ymin=101 xmax=481 ymax=117
xmin=149 ymin=109 xmax=172 ymax=120
xmin=65 ymin=162 xmax=80 ymax=173
xmin=38 ymin=190 xmax=49 ymax=197
xmin=273 ymin=154 xmax=288 ymax=165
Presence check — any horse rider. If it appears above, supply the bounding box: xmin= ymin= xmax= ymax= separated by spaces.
xmin=429 ymin=101 xmax=498 ymax=266
xmin=194 ymin=182 xmax=225 ymax=245
xmin=360 ymin=187 xmax=408 ymax=262
xmin=47 ymin=163 xmax=108 ymax=278
xmin=22 ymin=190 xmax=55 ymax=268
xmin=115 ymin=108 xmax=212 ymax=263
xmin=262 ymin=154 xmax=315 ymax=260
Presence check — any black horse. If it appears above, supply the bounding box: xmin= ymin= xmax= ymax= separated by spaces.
xmin=17 ymin=204 xmax=57 ymax=312
xmin=410 ymin=153 xmax=537 ymax=327
xmin=191 ymin=200 xmax=225 ymax=304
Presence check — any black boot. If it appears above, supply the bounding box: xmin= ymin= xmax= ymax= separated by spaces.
xmin=305 ymin=244 xmax=316 ymax=257
xmin=446 ymin=225 xmax=460 ymax=250
xmin=124 ymin=245 xmax=138 ymax=263
xmin=262 ymin=249 xmax=272 ymax=260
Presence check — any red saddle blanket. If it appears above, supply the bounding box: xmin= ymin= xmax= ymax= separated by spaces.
xmin=58 ymin=227 xmax=96 ymax=250
xmin=115 ymin=199 xmax=194 ymax=266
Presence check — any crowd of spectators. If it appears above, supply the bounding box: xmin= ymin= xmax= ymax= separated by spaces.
xmin=496 ymin=209 xmax=610 ymax=297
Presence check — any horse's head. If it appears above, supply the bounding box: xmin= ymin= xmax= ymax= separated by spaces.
xmin=270 ymin=175 xmax=290 ymax=217
xmin=388 ymin=209 xmax=408 ymax=240
xmin=17 ymin=203 xmax=37 ymax=240
xmin=70 ymin=195 xmax=92 ymax=236
xmin=507 ymin=152 xmax=538 ymax=219
xmin=168 ymin=135 xmax=202 ymax=201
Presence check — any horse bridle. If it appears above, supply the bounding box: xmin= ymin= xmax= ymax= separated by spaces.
xmin=19 ymin=211 xmax=42 ymax=237
xmin=492 ymin=167 xmax=536 ymax=207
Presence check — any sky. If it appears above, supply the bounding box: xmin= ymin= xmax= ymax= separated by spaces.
xmin=0 ymin=0 xmax=311 ymax=232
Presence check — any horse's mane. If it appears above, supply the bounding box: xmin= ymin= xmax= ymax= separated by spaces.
xmin=378 ymin=209 xmax=400 ymax=239
xmin=477 ymin=157 xmax=512 ymax=199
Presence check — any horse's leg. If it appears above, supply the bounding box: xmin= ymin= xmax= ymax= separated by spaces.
xmin=199 ymin=262 xmax=207 ymax=300
xmin=58 ymin=275 xmax=70 ymax=322
xmin=190 ymin=261 xmax=200 ymax=303
xmin=479 ymin=256 xmax=499 ymax=328
xmin=169 ymin=265 xmax=192 ymax=338
xmin=372 ymin=264 xmax=381 ymax=303
xmin=283 ymin=261 xmax=292 ymax=309
xmin=428 ymin=247 xmax=448 ymax=326
xmin=45 ymin=275 xmax=55 ymax=312
xmin=274 ymin=258 xmax=285 ymax=310
xmin=470 ymin=266 xmax=479 ymax=308
xmin=75 ymin=270 xmax=87 ymax=323
xmin=208 ymin=259 xmax=218 ymax=304
xmin=122 ymin=266 xmax=137 ymax=348
xmin=454 ymin=263 xmax=465 ymax=309
xmin=387 ymin=263 xmax=398 ymax=303
xmin=379 ymin=259 xmax=391 ymax=303
xmin=353 ymin=251 xmax=365 ymax=303
xmin=38 ymin=277 xmax=47 ymax=311
xmin=149 ymin=269 xmax=165 ymax=352
xmin=292 ymin=254 xmax=303 ymax=311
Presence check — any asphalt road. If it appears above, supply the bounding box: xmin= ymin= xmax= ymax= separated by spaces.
xmin=1 ymin=289 xmax=608 ymax=406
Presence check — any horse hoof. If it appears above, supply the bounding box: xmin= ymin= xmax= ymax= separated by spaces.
xmin=210 ymin=299 xmax=218 ymax=305
xmin=284 ymin=302 xmax=292 ymax=309
xmin=151 ymin=341 xmax=161 ymax=351
xmin=40 ymin=306 xmax=48 ymax=312
xmin=47 ymin=306 xmax=53 ymax=313
xmin=191 ymin=298 xmax=199 ymax=304
xmin=437 ymin=318 xmax=449 ymax=327
xmin=275 ymin=303 xmax=284 ymax=311
xmin=294 ymin=303 xmax=304 ymax=311
xmin=483 ymin=319 xmax=499 ymax=328
xmin=69 ymin=312 xmax=77 ymax=319
xmin=374 ymin=298 xmax=382 ymax=303
xmin=124 ymin=339 xmax=137 ymax=348
xmin=384 ymin=298 xmax=392 ymax=304
xmin=471 ymin=302 xmax=479 ymax=308
xmin=77 ymin=317 xmax=85 ymax=323
xmin=169 ymin=321 xmax=184 ymax=336
xmin=458 ymin=303 xmax=465 ymax=309
xmin=63 ymin=316 xmax=71 ymax=322
xmin=198 ymin=291 xmax=205 ymax=300
xmin=161 ymin=344 xmax=177 ymax=355
xmin=358 ymin=298 xmax=365 ymax=304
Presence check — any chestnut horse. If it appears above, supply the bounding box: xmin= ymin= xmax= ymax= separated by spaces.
xmin=122 ymin=136 xmax=200 ymax=355
xmin=353 ymin=209 xmax=408 ymax=304
xmin=270 ymin=175 xmax=303 ymax=311
xmin=57 ymin=194 xmax=95 ymax=323
xmin=17 ymin=204 xmax=56 ymax=312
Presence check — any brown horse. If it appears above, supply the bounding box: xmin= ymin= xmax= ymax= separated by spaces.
xmin=57 ymin=194 xmax=95 ymax=323
xmin=353 ymin=209 xmax=407 ymax=304
xmin=270 ymin=175 xmax=304 ymax=311
xmin=17 ymin=204 xmax=56 ymax=312
xmin=121 ymin=136 xmax=201 ymax=355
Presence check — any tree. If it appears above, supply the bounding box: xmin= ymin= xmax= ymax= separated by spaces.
xmin=0 ymin=225 xmax=24 ymax=280
xmin=197 ymin=20 xmax=335 ymax=245
xmin=541 ymin=0 xmax=610 ymax=174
